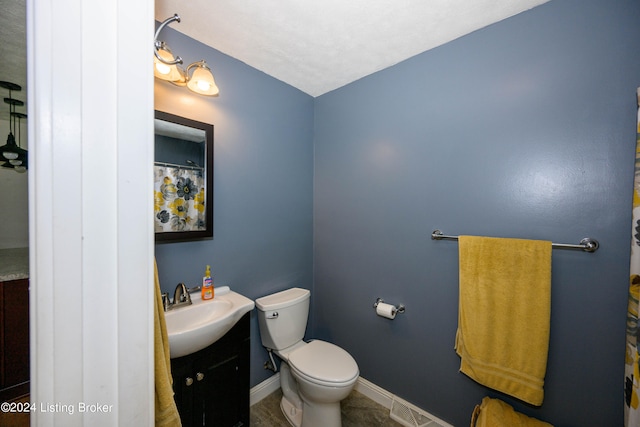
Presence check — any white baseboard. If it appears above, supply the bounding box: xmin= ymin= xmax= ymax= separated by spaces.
xmin=250 ymin=372 xmax=281 ymax=407
xmin=357 ymin=377 xmax=454 ymax=427
xmin=353 ymin=376 xmax=395 ymax=409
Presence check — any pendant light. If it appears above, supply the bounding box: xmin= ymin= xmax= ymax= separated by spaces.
xmin=10 ymin=112 xmax=27 ymax=172
xmin=0 ymin=81 xmax=28 ymax=172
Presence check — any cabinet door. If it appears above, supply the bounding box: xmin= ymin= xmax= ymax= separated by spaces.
xmin=201 ymin=314 xmax=249 ymax=426
xmin=202 ymin=355 xmax=243 ymax=427
xmin=0 ymin=278 xmax=30 ymax=399
xmin=171 ymin=355 xmax=196 ymax=427
xmin=170 ymin=313 xmax=250 ymax=427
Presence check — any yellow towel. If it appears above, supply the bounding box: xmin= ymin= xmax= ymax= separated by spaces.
xmin=456 ymin=236 xmax=552 ymax=406
xmin=471 ymin=397 xmax=553 ymax=427
xmin=154 ymin=259 xmax=182 ymax=427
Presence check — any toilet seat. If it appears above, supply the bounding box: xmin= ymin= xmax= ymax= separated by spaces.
xmin=288 ymin=340 xmax=359 ymax=387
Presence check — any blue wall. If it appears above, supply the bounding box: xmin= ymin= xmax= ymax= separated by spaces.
xmin=314 ymin=0 xmax=640 ymax=426
xmin=156 ymin=0 xmax=640 ymax=425
xmin=153 ymin=28 xmax=315 ymax=387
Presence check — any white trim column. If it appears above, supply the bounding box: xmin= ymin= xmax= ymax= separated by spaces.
xmin=28 ymin=0 xmax=154 ymax=425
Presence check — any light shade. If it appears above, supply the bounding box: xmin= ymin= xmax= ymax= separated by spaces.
xmin=2 ymin=150 xmax=18 ymax=160
xmin=186 ymin=61 xmax=219 ymax=96
xmin=1 ymin=132 xmax=21 ymax=161
xmin=154 ymin=44 xmax=183 ymax=82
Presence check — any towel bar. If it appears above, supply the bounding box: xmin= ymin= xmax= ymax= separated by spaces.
xmin=431 ymin=230 xmax=599 ymax=253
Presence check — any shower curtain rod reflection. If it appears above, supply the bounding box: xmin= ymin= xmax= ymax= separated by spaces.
xmin=154 ymin=160 xmax=204 ymax=171
xmin=431 ymin=229 xmax=599 ymax=253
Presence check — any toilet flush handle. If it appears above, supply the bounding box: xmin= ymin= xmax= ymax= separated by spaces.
xmin=267 ymin=311 xmax=279 ymax=319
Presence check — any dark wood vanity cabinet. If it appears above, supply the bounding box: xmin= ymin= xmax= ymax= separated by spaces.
xmin=0 ymin=278 xmax=30 ymax=402
xmin=171 ymin=312 xmax=250 ymax=427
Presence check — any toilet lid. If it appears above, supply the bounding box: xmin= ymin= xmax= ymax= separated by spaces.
xmin=288 ymin=340 xmax=358 ymax=385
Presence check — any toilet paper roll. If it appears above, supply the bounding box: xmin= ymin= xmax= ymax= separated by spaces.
xmin=376 ymin=302 xmax=396 ymax=319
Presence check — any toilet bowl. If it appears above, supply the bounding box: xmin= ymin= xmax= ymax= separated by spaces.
xmin=256 ymin=288 xmax=359 ymax=427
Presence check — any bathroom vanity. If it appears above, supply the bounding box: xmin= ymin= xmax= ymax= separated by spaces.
xmin=0 ymin=248 xmax=29 ymax=402
xmin=171 ymin=312 xmax=250 ymax=427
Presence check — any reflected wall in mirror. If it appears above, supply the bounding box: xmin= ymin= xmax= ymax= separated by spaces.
xmin=154 ymin=110 xmax=214 ymax=242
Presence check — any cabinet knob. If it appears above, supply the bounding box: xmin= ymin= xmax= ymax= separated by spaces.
xmin=196 ymin=372 xmax=205 ymax=381
xmin=185 ymin=377 xmax=193 ymax=386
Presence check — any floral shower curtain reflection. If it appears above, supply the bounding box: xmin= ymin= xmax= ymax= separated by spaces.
xmin=154 ymin=165 xmax=206 ymax=232
xmin=626 ymin=88 xmax=640 ymax=427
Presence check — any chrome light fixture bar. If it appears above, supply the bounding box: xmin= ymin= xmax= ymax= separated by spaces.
xmin=154 ymin=14 xmax=220 ymax=97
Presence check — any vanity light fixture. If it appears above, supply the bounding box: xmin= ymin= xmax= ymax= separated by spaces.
xmin=0 ymin=81 xmax=27 ymax=172
xmin=154 ymin=14 xmax=220 ymax=97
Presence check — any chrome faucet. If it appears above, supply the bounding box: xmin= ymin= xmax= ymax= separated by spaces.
xmin=164 ymin=282 xmax=192 ymax=311
xmin=161 ymin=292 xmax=170 ymax=311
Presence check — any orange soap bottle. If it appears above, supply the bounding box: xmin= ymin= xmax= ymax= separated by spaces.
xmin=201 ymin=265 xmax=214 ymax=300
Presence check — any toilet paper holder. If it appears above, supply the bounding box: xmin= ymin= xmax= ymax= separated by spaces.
xmin=373 ymin=298 xmax=405 ymax=315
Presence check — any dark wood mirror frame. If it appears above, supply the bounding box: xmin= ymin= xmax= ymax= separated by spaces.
xmin=154 ymin=110 xmax=214 ymax=242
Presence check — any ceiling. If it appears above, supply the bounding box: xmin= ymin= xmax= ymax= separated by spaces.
xmin=0 ymin=0 xmax=551 ymax=119
xmin=156 ymin=0 xmax=550 ymax=96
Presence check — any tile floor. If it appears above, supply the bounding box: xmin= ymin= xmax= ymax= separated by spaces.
xmin=250 ymin=389 xmax=405 ymax=427
xmin=0 ymin=389 xmax=405 ymax=427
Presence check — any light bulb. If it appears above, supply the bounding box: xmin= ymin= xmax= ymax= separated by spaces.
xmin=14 ymin=166 xmax=26 ymax=173
xmin=196 ymin=80 xmax=211 ymax=91
xmin=3 ymin=151 xmax=18 ymax=160
xmin=9 ymin=159 xmax=22 ymax=166
xmin=155 ymin=62 xmax=171 ymax=75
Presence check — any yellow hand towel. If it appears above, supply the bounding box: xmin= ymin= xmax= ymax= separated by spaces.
xmin=154 ymin=260 xmax=182 ymax=427
xmin=456 ymin=236 xmax=552 ymax=406
xmin=471 ymin=397 xmax=553 ymax=427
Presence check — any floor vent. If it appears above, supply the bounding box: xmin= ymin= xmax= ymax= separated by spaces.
xmin=390 ymin=396 xmax=447 ymax=427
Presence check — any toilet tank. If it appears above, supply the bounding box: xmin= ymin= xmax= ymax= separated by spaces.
xmin=255 ymin=288 xmax=310 ymax=351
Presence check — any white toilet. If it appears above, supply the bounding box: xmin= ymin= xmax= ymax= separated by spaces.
xmin=256 ymin=287 xmax=359 ymax=427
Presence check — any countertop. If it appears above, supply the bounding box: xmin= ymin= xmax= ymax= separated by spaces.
xmin=0 ymin=247 xmax=29 ymax=282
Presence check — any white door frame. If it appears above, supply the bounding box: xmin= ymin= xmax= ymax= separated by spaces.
xmin=28 ymin=1 xmax=155 ymax=425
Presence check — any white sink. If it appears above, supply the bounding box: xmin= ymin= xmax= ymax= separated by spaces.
xmin=164 ymin=286 xmax=255 ymax=358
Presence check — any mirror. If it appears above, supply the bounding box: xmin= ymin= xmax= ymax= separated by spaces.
xmin=154 ymin=110 xmax=213 ymax=242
